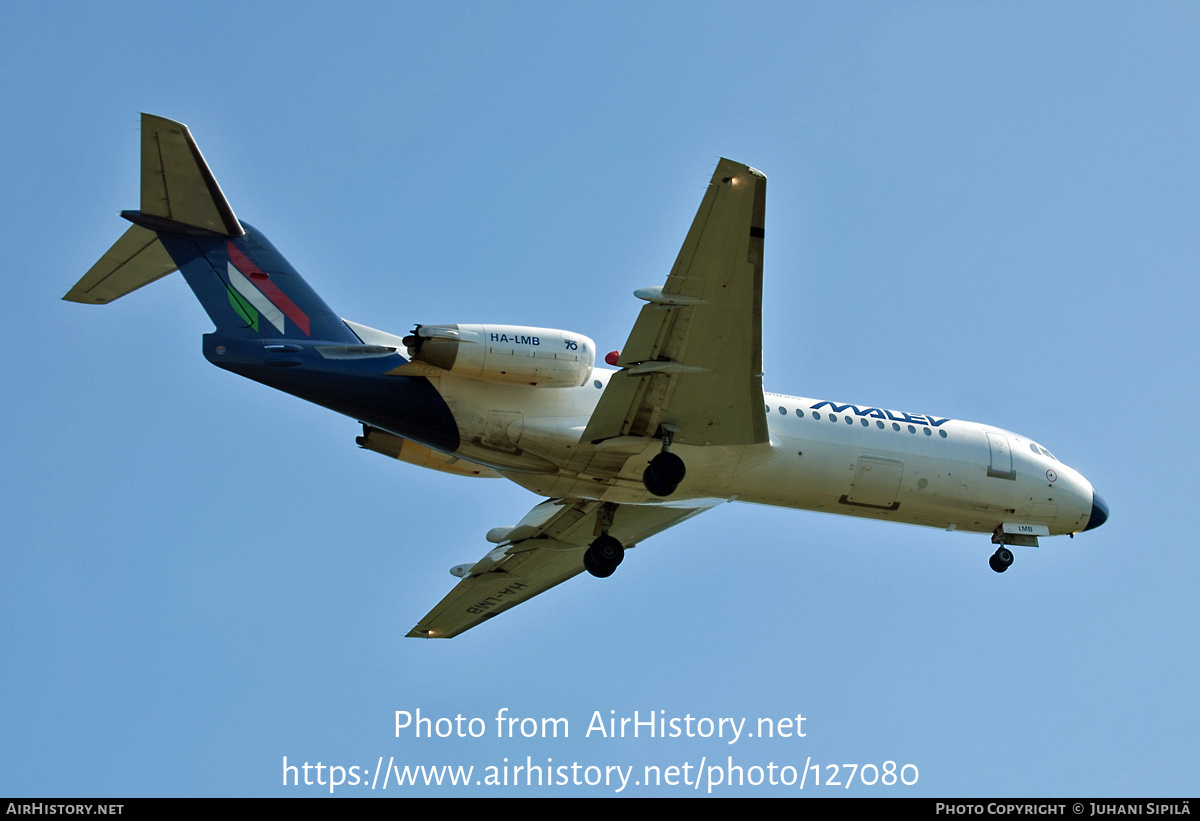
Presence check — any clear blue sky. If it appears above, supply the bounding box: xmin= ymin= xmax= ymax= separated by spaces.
xmin=3 ymin=1 xmax=1196 ymax=796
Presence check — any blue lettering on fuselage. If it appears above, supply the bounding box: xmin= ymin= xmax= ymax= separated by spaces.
xmin=489 ymin=333 xmax=540 ymax=345
xmin=809 ymin=400 xmax=950 ymax=427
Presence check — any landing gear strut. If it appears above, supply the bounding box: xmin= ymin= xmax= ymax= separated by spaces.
xmin=584 ymin=534 xmax=624 ymax=578
xmin=643 ymin=427 xmax=686 ymax=497
xmin=989 ymin=546 xmax=1014 ymax=573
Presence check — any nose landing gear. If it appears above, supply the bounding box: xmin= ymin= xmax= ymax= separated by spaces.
xmin=989 ymin=524 xmax=1041 ymax=573
xmin=989 ymin=546 xmax=1014 ymax=573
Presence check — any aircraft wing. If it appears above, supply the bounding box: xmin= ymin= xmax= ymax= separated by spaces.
xmin=407 ymin=498 xmax=710 ymax=638
xmin=581 ymin=158 xmax=769 ymax=447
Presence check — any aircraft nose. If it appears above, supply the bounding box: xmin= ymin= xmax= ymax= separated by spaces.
xmin=1083 ymin=490 xmax=1109 ymax=531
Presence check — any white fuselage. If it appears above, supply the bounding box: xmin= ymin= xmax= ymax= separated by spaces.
xmin=426 ymin=367 xmax=1095 ymax=539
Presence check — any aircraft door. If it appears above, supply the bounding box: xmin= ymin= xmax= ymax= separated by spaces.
xmin=841 ymin=455 xmax=904 ymax=510
xmin=986 ymin=432 xmax=1016 ymax=480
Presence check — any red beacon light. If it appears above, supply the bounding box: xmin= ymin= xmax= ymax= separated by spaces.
xmin=604 ymin=350 xmax=620 ymax=366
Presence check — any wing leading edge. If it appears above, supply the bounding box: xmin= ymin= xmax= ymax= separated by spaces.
xmin=408 ymin=499 xmax=710 ymax=638
xmin=582 ymin=158 xmax=769 ymax=447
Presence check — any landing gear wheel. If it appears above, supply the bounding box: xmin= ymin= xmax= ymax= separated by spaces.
xmin=643 ymin=451 xmax=686 ymax=497
xmin=584 ymin=535 xmax=624 ymax=578
xmin=989 ymin=546 xmax=1014 ymax=573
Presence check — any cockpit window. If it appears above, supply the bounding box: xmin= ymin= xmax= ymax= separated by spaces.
xmin=1029 ymin=442 xmax=1058 ymax=461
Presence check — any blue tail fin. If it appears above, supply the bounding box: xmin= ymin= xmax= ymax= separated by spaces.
xmin=155 ymin=225 xmax=358 ymax=343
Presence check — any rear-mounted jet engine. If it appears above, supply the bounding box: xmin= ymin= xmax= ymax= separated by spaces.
xmin=403 ymin=324 xmax=596 ymax=387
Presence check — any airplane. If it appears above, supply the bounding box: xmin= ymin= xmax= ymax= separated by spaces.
xmin=65 ymin=114 xmax=1109 ymax=639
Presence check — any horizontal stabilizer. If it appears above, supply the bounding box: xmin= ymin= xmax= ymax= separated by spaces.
xmin=63 ymin=225 xmax=177 ymax=304
xmin=140 ymin=113 xmax=243 ymax=237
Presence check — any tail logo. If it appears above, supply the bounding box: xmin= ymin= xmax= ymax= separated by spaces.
xmin=223 ymin=241 xmax=311 ymax=336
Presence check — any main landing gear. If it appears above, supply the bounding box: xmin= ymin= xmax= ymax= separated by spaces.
xmin=989 ymin=546 xmax=1015 ymax=573
xmin=583 ymin=501 xmax=624 ymax=578
xmin=584 ymin=534 xmax=624 ymax=578
xmin=642 ymin=428 xmax=686 ymax=497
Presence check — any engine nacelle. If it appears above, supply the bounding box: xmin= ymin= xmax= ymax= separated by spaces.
xmin=403 ymin=324 xmax=595 ymax=387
